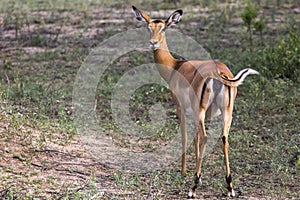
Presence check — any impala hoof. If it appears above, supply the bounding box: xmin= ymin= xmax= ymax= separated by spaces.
xmin=228 ymin=189 xmax=235 ymax=197
xmin=188 ymin=190 xmax=196 ymax=198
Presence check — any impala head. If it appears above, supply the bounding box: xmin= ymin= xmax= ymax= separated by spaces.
xmin=132 ymin=6 xmax=183 ymax=50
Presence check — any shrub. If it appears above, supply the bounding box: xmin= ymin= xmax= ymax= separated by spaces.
xmin=240 ymin=0 xmax=260 ymax=46
xmin=255 ymin=25 xmax=300 ymax=83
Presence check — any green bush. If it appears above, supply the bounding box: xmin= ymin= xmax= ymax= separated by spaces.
xmin=255 ymin=26 xmax=300 ymax=83
xmin=240 ymin=0 xmax=260 ymax=46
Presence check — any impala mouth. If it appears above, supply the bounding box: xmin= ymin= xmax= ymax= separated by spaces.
xmin=149 ymin=44 xmax=159 ymax=50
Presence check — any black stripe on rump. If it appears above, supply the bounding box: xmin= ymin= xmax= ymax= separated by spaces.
xmin=199 ymin=81 xmax=207 ymax=107
xmin=228 ymin=85 xmax=231 ymax=107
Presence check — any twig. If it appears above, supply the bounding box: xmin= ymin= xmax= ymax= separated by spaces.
xmin=4 ymin=70 xmax=10 ymax=102
xmin=53 ymin=18 xmax=65 ymax=43
xmin=54 ymin=167 xmax=90 ymax=177
xmin=34 ymin=148 xmax=80 ymax=158
xmin=30 ymin=162 xmax=44 ymax=168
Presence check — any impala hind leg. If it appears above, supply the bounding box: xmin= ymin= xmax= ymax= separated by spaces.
xmin=222 ymin=116 xmax=235 ymax=197
xmin=222 ymin=86 xmax=235 ymax=197
xmin=222 ymin=121 xmax=235 ymax=197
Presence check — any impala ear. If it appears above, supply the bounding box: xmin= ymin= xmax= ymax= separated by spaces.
xmin=132 ymin=6 xmax=151 ymax=23
xmin=166 ymin=9 xmax=183 ymax=27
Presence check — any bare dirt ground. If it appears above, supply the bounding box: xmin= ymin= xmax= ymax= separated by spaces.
xmin=0 ymin=111 xmax=111 ymax=199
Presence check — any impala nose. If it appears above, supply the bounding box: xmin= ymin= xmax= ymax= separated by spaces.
xmin=149 ymin=40 xmax=159 ymax=50
xmin=150 ymin=40 xmax=158 ymax=46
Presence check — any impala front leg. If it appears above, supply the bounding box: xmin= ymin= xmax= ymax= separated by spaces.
xmin=188 ymin=111 xmax=207 ymax=198
xmin=177 ymin=103 xmax=187 ymax=175
xmin=180 ymin=112 xmax=187 ymax=175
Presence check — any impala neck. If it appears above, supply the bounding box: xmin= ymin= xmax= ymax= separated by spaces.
xmin=153 ymin=36 xmax=178 ymax=81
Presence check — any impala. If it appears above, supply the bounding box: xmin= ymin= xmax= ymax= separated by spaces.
xmin=132 ymin=6 xmax=258 ymax=198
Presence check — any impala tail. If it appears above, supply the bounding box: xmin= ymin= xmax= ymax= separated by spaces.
xmin=218 ymin=68 xmax=259 ymax=87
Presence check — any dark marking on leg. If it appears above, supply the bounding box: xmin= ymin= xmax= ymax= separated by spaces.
xmin=191 ymin=184 xmax=197 ymax=192
xmin=193 ymin=173 xmax=201 ymax=184
xmin=222 ymin=136 xmax=226 ymax=145
xmin=226 ymin=174 xmax=233 ymax=190
xmin=188 ymin=172 xmax=202 ymax=198
xmin=226 ymin=174 xmax=232 ymax=185
xmin=191 ymin=173 xmax=201 ymax=193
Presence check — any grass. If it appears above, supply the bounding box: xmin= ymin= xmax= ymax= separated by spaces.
xmin=0 ymin=0 xmax=299 ymax=199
